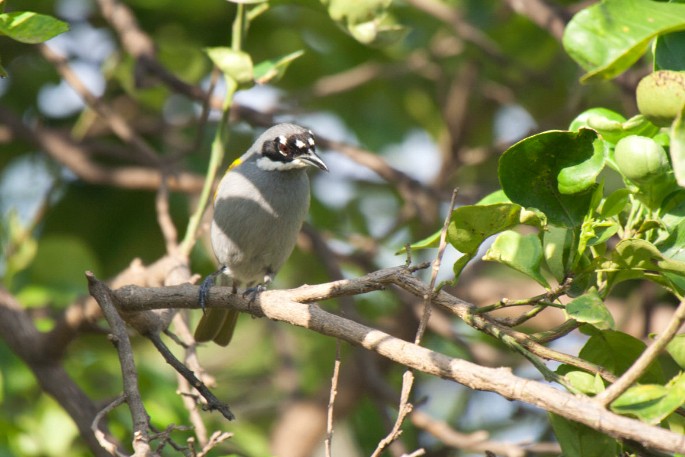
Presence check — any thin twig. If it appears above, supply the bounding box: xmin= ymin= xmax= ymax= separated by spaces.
xmin=596 ymin=299 xmax=685 ymax=406
xmin=86 ymin=271 xmax=152 ymax=457
xmin=146 ymin=332 xmax=235 ymax=421
xmin=324 ymin=340 xmax=342 ymax=457
xmin=170 ymin=312 xmax=212 ymax=447
xmin=416 ymin=188 xmax=459 ymax=345
xmin=196 ymin=431 xmax=233 ymax=457
xmin=370 ymin=371 xmax=416 ymax=457
xmin=91 ymin=395 xmax=128 ymax=457
xmin=156 ymin=175 xmax=179 ymax=255
xmin=370 ymin=189 xmax=458 ymax=457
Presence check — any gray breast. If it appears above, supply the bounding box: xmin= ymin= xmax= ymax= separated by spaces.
xmin=210 ymin=160 xmax=310 ymax=285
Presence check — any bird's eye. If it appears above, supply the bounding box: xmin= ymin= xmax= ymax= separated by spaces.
xmin=277 ymin=141 xmax=288 ymax=156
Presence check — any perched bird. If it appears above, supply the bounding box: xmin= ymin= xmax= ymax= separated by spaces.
xmin=195 ymin=123 xmax=328 ymax=346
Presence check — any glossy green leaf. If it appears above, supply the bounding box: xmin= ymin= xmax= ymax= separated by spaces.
xmin=448 ymin=203 xmax=524 ymax=254
xmin=483 ymin=230 xmax=549 ymax=287
xmin=0 ymin=11 xmax=69 ymax=44
xmin=672 ymin=105 xmax=685 ymax=187
xmin=579 ymin=329 xmax=664 ymax=384
xmin=499 ymin=129 xmax=598 ymax=228
xmin=667 ymin=334 xmax=685 ymax=370
xmin=655 ymin=31 xmax=685 ymax=72
xmin=572 ymin=111 xmax=659 ymax=144
xmin=558 ymin=139 xmax=607 ymax=194
xmin=543 ymin=225 xmax=575 ymax=282
xmin=611 ymin=372 xmax=685 ymax=425
xmin=563 ymin=0 xmax=685 ymax=82
xmin=569 ymin=107 xmax=626 ymax=132
xmin=561 ymin=369 xmax=605 ymax=395
xmin=549 ymin=414 xmax=619 ymax=457
xmin=254 ymin=50 xmax=305 ymax=85
xmin=565 ymin=289 xmax=615 ymax=330
xmin=447 ymin=203 xmax=540 ymax=277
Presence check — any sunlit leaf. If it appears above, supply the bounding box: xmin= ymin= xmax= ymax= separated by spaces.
xmin=254 ymin=50 xmax=305 ymax=85
xmin=666 ymin=334 xmax=685 ymax=370
xmin=565 ymin=289 xmax=614 ymax=330
xmin=205 ymin=47 xmax=254 ymax=85
xmin=611 ymin=372 xmax=685 ymax=425
xmin=499 ymin=129 xmax=598 ymax=227
xmin=558 ymin=138 xmax=607 ymax=194
xmin=0 ymin=11 xmax=69 ymax=44
xmin=543 ymin=225 xmax=575 ymax=282
xmin=483 ymin=230 xmax=549 ymax=287
xmin=563 ymin=0 xmax=685 ymax=82
xmin=672 ymin=105 xmax=685 ymax=187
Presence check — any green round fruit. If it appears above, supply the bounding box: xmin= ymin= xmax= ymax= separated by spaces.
xmin=614 ymin=135 xmax=670 ymax=183
xmin=636 ymin=70 xmax=685 ymax=127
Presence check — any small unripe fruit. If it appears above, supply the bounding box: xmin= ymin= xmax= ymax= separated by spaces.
xmin=636 ymin=70 xmax=685 ymax=127
xmin=614 ymin=135 xmax=670 ymax=183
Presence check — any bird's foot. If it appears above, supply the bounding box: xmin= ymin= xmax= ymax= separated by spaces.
xmin=198 ymin=267 xmax=227 ymax=313
xmin=242 ymin=284 xmax=267 ymax=303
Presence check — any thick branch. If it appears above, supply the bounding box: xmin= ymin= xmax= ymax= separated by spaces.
xmin=111 ymin=269 xmax=685 ymax=455
xmin=0 ymin=288 xmax=114 ymax=457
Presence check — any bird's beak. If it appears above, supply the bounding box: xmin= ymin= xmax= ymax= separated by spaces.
xmin=299 ymin=150 xmax=329 ymax=172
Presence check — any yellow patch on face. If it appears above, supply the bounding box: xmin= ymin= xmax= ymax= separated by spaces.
xmin=228 ymin=157 xmax=243 ymax=170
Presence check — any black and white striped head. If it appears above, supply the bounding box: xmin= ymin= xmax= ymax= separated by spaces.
xmin=253 ymin=123 xmax=328 ymax=172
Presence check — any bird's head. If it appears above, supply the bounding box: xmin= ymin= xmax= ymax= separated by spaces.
xmin=254 ymin=123 xmax=328 ymax=172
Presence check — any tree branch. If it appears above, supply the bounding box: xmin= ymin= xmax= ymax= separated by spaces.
xmin=86 ymin=272 xmax=152 ymax=457
xmin=110 ymin=268 xmax=685 ymax=455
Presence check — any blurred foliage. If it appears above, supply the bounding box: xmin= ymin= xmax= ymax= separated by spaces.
xmin=2 ymin=0 xmax=685 ymax=455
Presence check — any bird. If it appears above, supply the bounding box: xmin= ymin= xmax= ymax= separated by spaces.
xmin=195 ymin=123 xmax=328 ymax=346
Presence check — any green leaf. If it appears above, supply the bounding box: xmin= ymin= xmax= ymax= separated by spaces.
xmin=559 ymin=368 xmax=606 ymax=395
xmin=600 ymin=188 xmax=631 ymax=218
xmin=448 ymin=203 xmax=523 ymax=254
xmin=672 ymin=105 xmax=685 ymax=188
xmin=322 ymin=0 xmax=406 ymax=46
xmin=205 ymin=47 xmax=254 ymax=86
xmin=565 ymin=289 xmax=615 ymax=330
xmin=498 ymin=129 xmax=598 ymax=228
xmin=563 ymin=0 xmax=685 ymax=82
xmin=447 ymin=203 xmax=537 ymax=276
xmin=0 ymin=11 xmax=69 ymax=44
xmin=611 ymin=239 xmax=685 ymax=279
xmin=549 ymin=413 xmax=619 ymax=457
xmin=579 ymin=329 xmax=664 ymax=384
xmin=483 ymin=230 xmax=549 ymax=287
xmin=666 ymin=334 xmax=685 ymax=370
xmin=558 ymin=138 xmax=607 ymax=194
xmin=569 ymin=107 xmax=626 ymax=132
xmin=398 ymin=229 xmax=440 ymax=254
xmin=543 ymin=225 xmax=575 ymax=282
xmin=3 ymin=211 xmax=37 ymax=289
xmin=475 ymin=189 xmax=511 ymax=205
xmin=254 ymin=50 xmax=304 ymax=85
xmin=611 ymin=372 xmax=685 ymax=425
xmin=655 ymin=31 xmax=685 ymax=72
